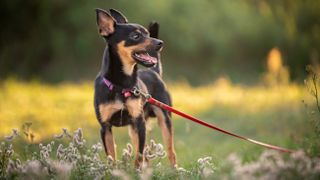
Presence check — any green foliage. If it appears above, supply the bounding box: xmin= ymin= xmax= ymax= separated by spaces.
xmin=0 ymin=0 xmax=319 ymax=83
xmin=304 ymin=65 xmax=320 ymax=156
xmin=0 ymin=142 xmax=14 ymax=178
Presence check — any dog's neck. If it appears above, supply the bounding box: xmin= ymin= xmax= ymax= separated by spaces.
xmin=100 ymin=45 xmax=138 ymax=88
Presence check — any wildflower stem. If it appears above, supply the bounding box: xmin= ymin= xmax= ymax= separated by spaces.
xmin=312 ymin=74 xmax=320 ymax=113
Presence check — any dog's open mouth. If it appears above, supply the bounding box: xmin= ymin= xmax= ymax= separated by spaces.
xmin=132 ymin=51 xmax=157 ymax=65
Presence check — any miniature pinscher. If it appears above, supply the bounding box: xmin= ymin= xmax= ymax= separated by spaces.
xmin=93 ymin=8 xmax=176 ymax=168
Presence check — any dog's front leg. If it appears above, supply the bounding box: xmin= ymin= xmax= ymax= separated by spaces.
xmin=100 ymin=125 xmax=116 ymax=161
xmin=129 ymin=117 xmax=146 ymax=168
xmin=152 ymin=107 xmax=177 ymax=167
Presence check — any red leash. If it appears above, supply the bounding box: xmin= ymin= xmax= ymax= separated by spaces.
xmin=131 ymin=87 xmax=294 ymax=153
xmin=147 ymin=96 xmax=294 ymax=153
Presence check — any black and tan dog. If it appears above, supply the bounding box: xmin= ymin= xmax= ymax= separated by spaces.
xmin=94 ymin=8 xmax=176 ymax=167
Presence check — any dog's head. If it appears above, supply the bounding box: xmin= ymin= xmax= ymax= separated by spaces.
xmin=96 ymin=8 xmax=163 ymax=68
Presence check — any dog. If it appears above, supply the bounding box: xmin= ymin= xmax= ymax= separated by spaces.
xmin=93 ymin=8 xmax=176 ymax=168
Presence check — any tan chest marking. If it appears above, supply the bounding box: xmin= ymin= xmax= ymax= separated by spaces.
xmin=117 ymin=41 xmax=136 ymax=76
xmin=125 ymin=98 xmax=143 ymax=119
xmin=99 ymin=100 xmax=124 ymax=122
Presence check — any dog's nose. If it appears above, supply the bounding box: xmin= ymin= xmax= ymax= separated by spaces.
xmin=155 ymin=40 xmax=163 ymax=51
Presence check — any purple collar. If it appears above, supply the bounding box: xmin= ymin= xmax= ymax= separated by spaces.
xmin=102 ymin=77 xmax=132 ymax=98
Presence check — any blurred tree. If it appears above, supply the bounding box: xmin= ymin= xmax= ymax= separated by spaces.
xmin=263 ymin=47 xmax=290 ymax=86
xmin=258 ymin=0 xmax=320 ymax=80
xmin=0 ymin=0 xmax=319 ymax=84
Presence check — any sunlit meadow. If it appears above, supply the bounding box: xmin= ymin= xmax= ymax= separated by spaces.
xmin=0 ymin=79 xmax=312 ymax=150
xmin=1 ymin=74 xmax=319 ymax=178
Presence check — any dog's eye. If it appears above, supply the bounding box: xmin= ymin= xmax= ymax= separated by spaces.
xmin=130 ymin=33 xmax=141 ymax=40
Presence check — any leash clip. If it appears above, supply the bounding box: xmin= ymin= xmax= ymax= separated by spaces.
xmin=131 ymin=87 xmax=151 ymax=99
xmin=132 ymin=87 xmax=141 ymax=96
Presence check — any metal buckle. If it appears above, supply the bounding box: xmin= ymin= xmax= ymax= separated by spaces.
xmin=131 ymin=87 xmax=151 ymax=99
xmin=132 ymin=87 xmax=141 ymax=96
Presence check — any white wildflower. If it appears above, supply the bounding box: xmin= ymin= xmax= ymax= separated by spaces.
xmin=91 ymin=142 xmax=103 ymax=153
xmin=127 ymin=143 xmax=133 ymax=154
xmin=4 ymin=129 xmax=19 ymax=141
xmin=49 ymin=160 xmax=73 ymax=180
xmin=227 ymin=153 xmax=241 ymax=167
xmin=107 ymin=155 xmax=114 ymax=167
xmin=111 ymin=169 xmax=131 ymax=180
xmin=175 ymin=165 xmax=190 ymax=174
xmin=139 ymin=167 xmax=153 ymax=180
xmin=196 ymin=156 xmax=215 ymax=177
xmin=54 ymin=134 xmax=64 ymax=139
xmin=150 ymin=140 xmax=156 ymax=149
xmin=7 ymin=144 xmax=14 ymax=156
xmin=73 ymin=128 xmax=85 ymax=147
xmin=143 ymin=140 xmax=167 ymax=161
xmin=197 ymin=158 xmax=203 ymax=164
xmin=21 ymin=160 xmax=48 ymax=178
xmin=62 ymin=128 xmax=72 ymax=138
xmin=155 ymin=162 xmax=162 ymax=167
xmin=4 ymin=135 xmax=14 ymax=141
xmin=6 ymin=159 xmax=22 ymax=175
xmin=202 ymin=167 xmax=214 ymax=178
xmin=228 ymin=149 xmax=320 ymax=179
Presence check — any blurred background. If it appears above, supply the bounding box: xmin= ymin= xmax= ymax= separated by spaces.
xmin=1 ymin=0 xmax=319 ymax=84
xmin=1 ymin=0 xmax=320 ymax=170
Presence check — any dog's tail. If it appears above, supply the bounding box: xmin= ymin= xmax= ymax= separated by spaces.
xmin=149 ymin=22 xmax=163 ymax=77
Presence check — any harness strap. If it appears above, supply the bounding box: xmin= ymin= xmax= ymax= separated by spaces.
xmin=103 ymin=77 xmax=114 ymax=91
xmin=102 ymin=77 xmax=132 ymax=98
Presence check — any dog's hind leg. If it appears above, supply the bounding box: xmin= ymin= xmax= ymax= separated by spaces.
xmin=153 ymin=106 xmax=177 ymax=167
xmin=100 ymin=125 xmax=117 ymax=161
xmin=129 ymin=117 xmax=146 ymax=168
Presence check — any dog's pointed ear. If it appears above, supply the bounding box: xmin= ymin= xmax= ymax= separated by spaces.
xmin=109 ymin=9 xmax=128 ymax=24
xmin=148 ymin=21 xmax=159 ymax=38
xmin=95 ymin=8 xmax=116 ymax=37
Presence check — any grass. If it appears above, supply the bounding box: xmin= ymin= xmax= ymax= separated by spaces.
xmin=0 ymin=78 xmax=316 ymax=178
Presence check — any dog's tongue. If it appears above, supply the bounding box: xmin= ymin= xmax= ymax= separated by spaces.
xmin=139 ymin=53 xmax=157 ymax=64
